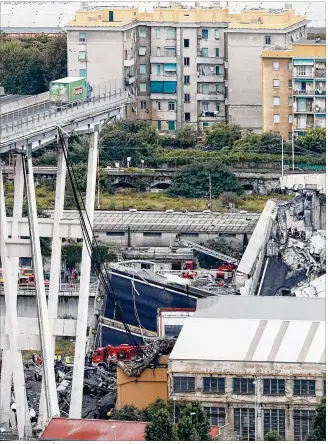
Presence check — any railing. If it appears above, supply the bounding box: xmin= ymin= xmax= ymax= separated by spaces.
xmin=315 ymin=90 xmax=326 ymax=96
xmin=315 ymin=70 xmax=326 ymax=78
xmin=293 ymin=90 xmax=315 ymax=95
xmin=296 ymin=124 xmax=314 ymax=130
xmin=151 ymin=49 xmax=176 ymax=57
xmin=315 ymin=107 xmax=326 ymax=113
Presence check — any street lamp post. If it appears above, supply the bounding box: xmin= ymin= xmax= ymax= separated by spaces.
xmin=172 ymin=397 xmax=176 ymax=424
xmin=253 ymin=380 xmax=257 ymax=441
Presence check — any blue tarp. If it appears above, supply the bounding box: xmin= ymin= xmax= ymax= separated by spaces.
xmin=150 ymin=81 xmax=177 ymax=93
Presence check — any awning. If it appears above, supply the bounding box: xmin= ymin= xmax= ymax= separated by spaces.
xmin=164 ymin=63 xmax=177 ymax=72
xmin=294 ymin=59 xmax=314 ymax=65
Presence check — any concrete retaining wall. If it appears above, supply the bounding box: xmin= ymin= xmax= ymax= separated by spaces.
xmin=0 ymin=92 xmax=49 ymax=114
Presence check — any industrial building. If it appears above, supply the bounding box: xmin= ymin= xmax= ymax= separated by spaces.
xmin=262 ymin=39 xmax=326 ymax=139
xmin=168 ymin=296 xmax=325 ymax=441
xmin=65 ymin=4 xmax=306 ymax=131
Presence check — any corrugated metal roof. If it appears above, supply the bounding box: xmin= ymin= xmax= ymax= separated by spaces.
xmin=170 ymin=317 xmax=325 ymax=364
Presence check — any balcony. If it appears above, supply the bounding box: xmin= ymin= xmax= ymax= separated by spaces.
xmin=124 ymin=76 xmax=136 ymax=86
xmin=293 ymin=90 xmax=315 ymax=96
xmin=150 ymin=55 xmax=177 ymax=64
xmin=196 ymin=57 xmax=224 ymax=65
xmin=315 ymin=119 xmax=326 ymax=128
xmin=197 ymin=74 xmax=224 ymax=83
xmin=124 ymin=57 xmax=135 ymax=67
xmin=293 ymin=69 xmax=314 ymax=78
xmin=315 ymin=107 xmax=326 ymax=113
xmin=198 ymin=111 xmax=225 ymax=121
xmin=315 ymin=89 xmax=326 ymax=96
xmin=150 ymin=93 xmax=176 ymax=100
xmin=315 ymin=69 xmax=326 ymax=78
xmin=197 ymin=92 xmax=225 ymax=101
xmin=150 ymin=73 xmax=177 ymax=82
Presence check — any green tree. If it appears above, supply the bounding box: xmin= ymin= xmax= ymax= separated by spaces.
xmin=230 ymin=132 xmax=291 ymax=155
xmin=145 ymin=408 xmax=177 ymax=441
xmin=61 ymin=244 xmax=82 ymax=268
xmin=206 ymin=123 xmax=242 ymax=149
xmin=110 ymin=404 xmax=143 ymax=421
xmin=173 ymin=126 xmax=198 ymax=148
xmin=308 ymin=397 xmax=326 ymax=441
xmin=177 ymin=402 xmax=211 ymax=441
xmin=143 ymin=398 xmax=172 ymax=422
xmin=264 ymin=431 xmax=283 ymax=441
xmin=169 ymin=162 xmax=243 ymax=198
xmin=43 ymin=34 xmax=67 ymax=85
xmin=177 ymin=415 xmax=200 ymax=440
xmin=297 ymin=128 xmax=326 ymax=155
xmin=40 ymin=238 xmax=52 ymax=257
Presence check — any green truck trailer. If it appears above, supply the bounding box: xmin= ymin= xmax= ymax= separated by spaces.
xmin=49 ymin=77 xmax=91 ymax=107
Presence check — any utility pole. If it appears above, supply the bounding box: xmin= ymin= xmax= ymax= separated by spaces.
xmin=208 ymin=173 xmax=212 ymax=211
xmin=292 ymin=127 xmax=295 ymax=171
xmin=281 ymin=135 xmax=284 ymax=178
xmin=97 ymin=150 xmax=100 ymax=209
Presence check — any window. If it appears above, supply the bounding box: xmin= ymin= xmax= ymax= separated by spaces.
xmin=202 ymin=29 xmax=208 ymax=39
xmin=205 ymin=407 xmax=226 ymax=426
xmin=139 ymin=27 xmax=146 ymax=38
xmin=168 ymin=121 xmax=176 ymax=131
xmin=273 ymin=114 xmax=280 ymax=123
xmin=273 ymin=97 xmax=280 ymax=106
xmin=263 ymin=379 xmax=285 ymax=395
xmin=202 ymin=102 xmax=209 ymax=112
xmin=139 ymin=46 xmax=146 ymax=56
xmin=184 ymin=75 xmax=190 ymax=84
xmin=156 ymin=28 xmax=161 ymax=39
xmin=201 ymin=48 xmax=208 ymax=57
xmin=164 ymin=325 xmax=182 ymax=337
xmin=216 ymin=103 xmax=220 ymax=112
xmin=203 ymin=377 xmax=225 ymax=393
xmin=180 ymin=232 xmax=199 ymax=237
xmin=184 ymin=39 xmax=189 ymax=48
xmin=215 ymin=29 xmax=220 ymax=40
xmin=79 ymin=32 xmax=86 ymax=42
xmin=216 ymin=84 xmax=221 ymax=92
xmin=79 ymin=68 xmax=87 ymax=78
xmin=184 ymin=57 xmax=190 ymax=66
xmin=215 ymin=48 xmax=220 ymax=57
xmin=167 ymin=28 xmax=176 ymax=39
xmin=288 ymin=80 xmax=293 ymax=88
xmin=140 ymin=101 xmax=147 ymax=110
xmin=150 ymin=81 xmax=177 ymax=94
xmin=273 ymin=61 xmax=280 ymax=70
xmin=264 ymin=409 xmax=285 ymax=439
xmin=203 ymin=122 xmax=209 ymax=128
xmin=273 ymin=79 xmax=280 ymax=88
xmin=140 ymin=83 xmax=146 ymax=93
xmin=184 ymin=93 xmax=190 ymax=102
xmin=156 ymin=47 xmax=161 ymax=56
xmin=215 ymin=66 xmax=220 ymax=75
xmin=294 ymin=410 xmax=315 ymax=440
xmin=297 ymin=66 xmax=306 ymax=76
xmin=294 ymin=380 xmax=316 ymax=396
xmin=265 ymin=35 xmax=271 ymax=45
xmin=139 ymin=64 xmax=146 ymax=74
xmin=234 ymin=408 xmax=255 ymax=441
xmin=168 ymin=102 xmax=175 ymax=111
xmin=288 ymin=96 xmax=293 ymax=106
xmin=233 ymin=378 xmax=255 ymax=394
xmin=173 ymin=376 xmax=195 ymax=392
xmin=109 ymin=11 xmax=114 ymax=22
xmin=288 ymin=114 xmax=293 ymax=123
xmin=288 ymin=61 xmax=293 ymax=71
xmin=106 ymin=231 xmax=125 ymax=236
xmin=167 ymin=47 xmax=176 ymax=56
xmin=157 ymin=101 xmax=161 ymax=110
xmin=157 ymin=64 xmax=161 ymax=75
xmin=184 ymin=112 xmax=191 ymax=121
xmin=78 ymin=51 xmax=86 ymax=60
xmin=157 ymin=120 xmax=162 ymax=130
xmin=202 ymin=84 xmax=209 ymax=94
xmin=143 ymin=232 xmax=161 ymax=237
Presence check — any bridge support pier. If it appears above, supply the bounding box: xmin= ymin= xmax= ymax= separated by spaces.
xmin=69 ymin=125 xmax=99 ymax=418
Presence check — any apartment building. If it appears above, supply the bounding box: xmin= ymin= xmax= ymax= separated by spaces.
xmin=65 ymin=5 xmax=306 ymax=132
xmin=168 ymin=296 xmax=325 ymax=441
xmin=262 ymin=39 xmax=326 ymax=139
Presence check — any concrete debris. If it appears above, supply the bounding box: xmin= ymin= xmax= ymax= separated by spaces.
xmin=292 ymin=274 xmax=326 ymax=298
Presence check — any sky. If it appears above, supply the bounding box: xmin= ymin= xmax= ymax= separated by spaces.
xmin=0 ymin=1 xmax=326 ymax=29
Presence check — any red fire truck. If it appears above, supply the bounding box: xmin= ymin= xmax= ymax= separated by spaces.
xmin=92 ymin=344 xmax=143 ymax=371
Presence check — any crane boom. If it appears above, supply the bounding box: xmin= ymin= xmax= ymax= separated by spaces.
xmin=178 ymin=239 xmax=239 ymax=265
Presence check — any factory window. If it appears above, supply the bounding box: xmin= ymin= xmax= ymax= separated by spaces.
xmin=180 ymin=232 xmax=199 ymax=237
xmin=234 ymin=408 xmax=255 ymax=441
xmin=139 ymin=27 xmax=146 ymax=38
xmin=288 ymin=61 xmax=293 ymax=71
xmin=184 ymin=75 xmax=190 ymax=85
xmin=205 ymin=407 xmax=226 ymax=426
xmin=263 ymin=379 xmax=285 ymax=395
xmin=139 ymin=83 xmax=147 ymax=93
xmin=203 ymin=377 xmax=225 ymax=393
xmin=108 ymin=11 xmax=114 ymax=22
xmin=288 ymin=96 xmax=293 ymax=106
xmin=184 ymin=93 xmax=190 ymax=102
xmin=143 ymin=232 xmax=162 ymax=237
xmin=273 ymin=79 xmax=280 ymax=88
xmin=273 ymin=61 xmax=280 ymax=70
xmin=140 ymin=101 xmax=147 ymax=110
xmin=288 ymin=79 xmax=293 ymax=88
xmin=215 ymin=48 xmax=220 ymax=57
xmin=215 ymin=29 xmax=220 ymax=40
xmin=78 ymin=51 xmax=86 ymax=61
xmin=168 ymin=102 xmax=175 ymax=111
xmin=184 ymin=39 xmax=190 ymax=48
xmin=265 ymin=35 xmax=272 ymax=45
xmin=288 ymin=114 xmax=293 ymax=123
xmin=79 ymin=69 xmax=87 ymax=78
xmin=156 ymin=28 xmax=161 ymax=39
xmin=202 ymin=29 xmax=208 ymax=40
xmin=157 ymin=120 xmax=162 ymax=130
xmin=106 ymin=232 xmax=125 ymax=236
xmin=215 ymin=66 xmax=220 ymax=75
xmin=273 ymin=97 xmax=280 ymax=106
xmin=184 ymin=57 xmax=190 ymax=66
xmin=201 ymin=48 xmax=209 ymax=57
xmin=185 ymin=112 xmax=191 ymax=122
xmin=164 ymin=325 xmax=183 ymax=337
xmin=294 ymin=380 xmax=316 ymax=396
xmin=264 ymin=409 xmax=285 ymax=439
xmin=20 ymin=258 xmax=32 ymax=267
xmin=167 ymin=28 xmax=176 ymax=39
xmin=233 ymin=378 xmax=255 ymax=394
xmin=293 ymin=410 xmax=315 ymax=440
xmin=139 ymin=46 xmax=146 ymax=56
xmin=79 ymin=32 xmax=86 ymax=42
xmin=168 ymin=121 xmax=176 ymax=131
xmin=173 ymin=376 xmax=195 ymax=393
xmin=203 ymin=122 xmax=209 ymax=128
xmin=273 ymin=114 xmax=280 ymax=123
xmin=140 ymin=64 xmax=146 ymax=74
